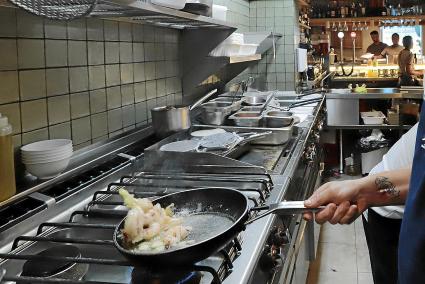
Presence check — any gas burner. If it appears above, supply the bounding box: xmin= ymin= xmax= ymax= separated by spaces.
xmin=131 ymin=268 xmax=202 ymax=284
xmin=20 ymin=245 xmax=89 ymax=282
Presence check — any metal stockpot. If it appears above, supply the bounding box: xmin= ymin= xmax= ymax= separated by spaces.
xmin=151 ymin=89 xmax=217 ymax=138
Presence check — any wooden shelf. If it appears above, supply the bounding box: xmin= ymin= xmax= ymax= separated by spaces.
xmin=311 ymin=15 xmax=425 ymax=26
xmin=297 ymin=0 xmax=309 ymax=7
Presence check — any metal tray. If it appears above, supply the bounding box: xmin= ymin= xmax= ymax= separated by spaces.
xmin=192 ymin=121 xmax=294 ymax=145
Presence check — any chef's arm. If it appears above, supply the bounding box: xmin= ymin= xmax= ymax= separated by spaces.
xmin=407 ymin=63 xmax=423 ymax=77
xmin=303 ymin=168 xmax=411 ymax=224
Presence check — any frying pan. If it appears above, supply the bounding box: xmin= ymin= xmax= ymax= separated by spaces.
xmin=113 ymin=188 xmax=323 ymax=267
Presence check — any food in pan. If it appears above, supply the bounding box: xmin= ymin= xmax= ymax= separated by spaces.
xmin=119 ymin=189 xmax=192 ymax=252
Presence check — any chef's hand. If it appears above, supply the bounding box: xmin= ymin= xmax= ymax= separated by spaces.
xmin=303 ymin=179 xmax=369 ymax=225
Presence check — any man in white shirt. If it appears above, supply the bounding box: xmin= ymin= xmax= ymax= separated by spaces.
xmin=374 ymin=33 xmax=404 ymax=64
xmin=363 ymin=123 xmax=417 ymax=284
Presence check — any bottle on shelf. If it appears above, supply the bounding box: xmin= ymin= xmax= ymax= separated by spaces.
xmin=0 ymin=113 xmax=16 ymax=202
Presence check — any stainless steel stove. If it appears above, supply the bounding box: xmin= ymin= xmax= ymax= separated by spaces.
xmin=0 ymin=95 xmax=325 ymax=284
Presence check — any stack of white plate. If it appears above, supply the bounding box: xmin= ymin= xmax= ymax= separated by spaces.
xmin=21 ymin=139 xmax=73 ymax=179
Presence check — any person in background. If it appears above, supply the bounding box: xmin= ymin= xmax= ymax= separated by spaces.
xmin=374 ymin=33 xmax=403 ymax=64
xmin=363 ymin=123 xmax=417 ymax=284
xmin=398 ymin=35 xmax=423 ymax=86
xmin=366 ymin=30 xmax=388 ymax=56
xmin=303 ymin=101 xmax=425 ymax=283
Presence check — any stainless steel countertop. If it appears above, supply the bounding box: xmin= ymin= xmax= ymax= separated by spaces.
xmin=326 ymin=88 xmax=423 ymax=99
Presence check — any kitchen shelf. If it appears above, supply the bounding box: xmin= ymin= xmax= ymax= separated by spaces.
xmin=92 ymin=0 xmax=238 ymax=30
xmin=183 ymin=32 xmax=281 ymax=97
xmin=325 ymin=124 xmax=413 ymax=130
xmin=228 ymin=54 xmax=261 ymax=64
xmin=296 ymin=0 xmax=309 ymax=7
xmin=311 ymin=15 xmax=425 ymax=26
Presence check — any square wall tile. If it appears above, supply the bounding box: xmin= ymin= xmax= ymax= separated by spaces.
xmin=0 ymin=9 xmax=17 ymax=37
xmin=22 ymin=128 xmax=48 ymax=145
xmin=0 ymin=39 xmax=17 ymax=71
xmin=88 ymin=41 xmax=105 ymax=65
xmin=17 ymin=39 xmax=45 ymax=69
xmin=47 ymin=95 xmax=70 ymax=125
xmin=49 ymin=122 xmax=71 ymax=139
xmin=119 ymin=42 xmax=133 ymax=64
xmin=74 ymin=141 xmax=91 ymax=150
xmin=134 ymin=82 xmax=146 ymax=103
xmin=119 ymin=22 xmax=132 ymax=42
xmin=156 ymin=79 xmax=166 ymax=97
xmin=45 ymin=20 xmax=67 ymax=39
xmin=104 ymin=21 xmax=119 ymax=41
xmin=68 ymin=41 xmax=87 ymax=66
xmin=21 ymin=99 xmax=48 ymax=132
xmin=17 ymin=11 xmax=43 ymax=38
xmin=72 ymin=116 xmax=91 ymax=144
xmin=45 ymin=40 xmax=68 ymax=67
xmin=90 ymin=89 xmax=107 ymax=113
xmin=122 ymin=105 xmax=135 ymax=127
xmin=91 ymin=112 xmax=108 ymax=138
xmin=19 ymin=69 xmax=46 ymax=101
xmin=46 ymin=68 xmax=69 ymax=96
xmin=145 ymin=62 xmax=156 ymax=81
xmin=144 ymin=43 xmax=155 ymax=61
xmin=106 ymin=86 xmax=121 ymax=109
xmin=134 ymin=63 xmax=145 ymax=82
xmin=105 ymin=64 xmax=120 ymax=87
xmin=107 ymin=108 xmax=123 ymax=132
xmin=69 ymin=67 xmax=89 ymax=93
xmin=0 ymin=103 xmax=21 ymax=134
xmin=13 ymin=135 xmax=22 ymax=149
xmin=0 ymin=71 xmax=19 ymax=104
xmin=155 ymin=61 xmax=166 ymax=79
xmin=70 ymin=92 xmax=90 ymax=119
xmin=88 ymin=66 xmax=106 ymax=90
xmin=121 ymin=84 xmax=134 ymax=106
xmin=86 ymin=19 xmax=104 ymax=41
xmin=120 ymin=63 xmax=133 ymax=84
xmin=67 ymin=19 xmax=86 ymax=40
xmin=133 ymin=43 xmax=144 ymax=62
xmin=105 ymin=42 xmax=120 ymax=64
xmin=146 ymin=80 xmax=156 ymax=100
xmin=132 ymin=24 xmax=144 ymax=42
xmin=146 ymin=99 xmax=156 ymax=120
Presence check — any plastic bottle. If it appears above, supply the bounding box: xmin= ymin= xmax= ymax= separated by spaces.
xmin=0 ymin=113 xmax=16 ymax=202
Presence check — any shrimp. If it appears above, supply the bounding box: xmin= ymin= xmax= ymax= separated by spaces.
xmin=143 ymin=222 xmax=161 ymax=240
xmin=163 ymin=225 xmax=191 ymax=247
xmin=123 ymin=207 xmax=148 ymax=243
xmin=119 ymin=188 xmax=153 ymax=212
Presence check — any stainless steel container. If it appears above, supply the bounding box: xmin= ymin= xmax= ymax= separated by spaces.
xmin=151 ymin=106 xmax=191 ymax=138
xmin=151 ymin=89 xmax=217 ymax=137
xmin=201 ymin=110 xmax=228 ymax=126
xmin=240 ymin=106 xmax=262 ymax=112
xmin=211 ymin=98 xmax=242 ymax=112
xmin=264 ymin=111 xmax=294 ymax=128
xmin=242 ymin=96 xmax=267 ymax=106
xmin=229 ymin=112 xmax=263 ymax=127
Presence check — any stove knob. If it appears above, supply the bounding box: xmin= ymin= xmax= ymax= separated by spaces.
xmin=271 ymin=230 xmax=289 ymax=247
xmin=259 ymin=245 xmax=277 ymax=270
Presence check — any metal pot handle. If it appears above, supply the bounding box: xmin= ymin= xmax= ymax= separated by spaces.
xmin=245 ymin=201 xmax=325 ymax=225
xmin=189 ymin=89 xmax=218 ymax=111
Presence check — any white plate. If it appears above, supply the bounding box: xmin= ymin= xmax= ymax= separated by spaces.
xmin=159 ymin=140 xmax=200 ymax=152
xmin=191 ymin=128 xmax=226 ymax=138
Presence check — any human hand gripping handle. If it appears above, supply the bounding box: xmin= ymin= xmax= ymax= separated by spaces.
xmin=303 ymin=168 xmax=411 ymax=225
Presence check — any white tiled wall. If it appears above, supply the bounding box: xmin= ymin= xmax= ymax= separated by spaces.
xmin=0 ymin=7 xmax=182 ymax=150
xmin=249 ymin=0 xmax=299 ymax=91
